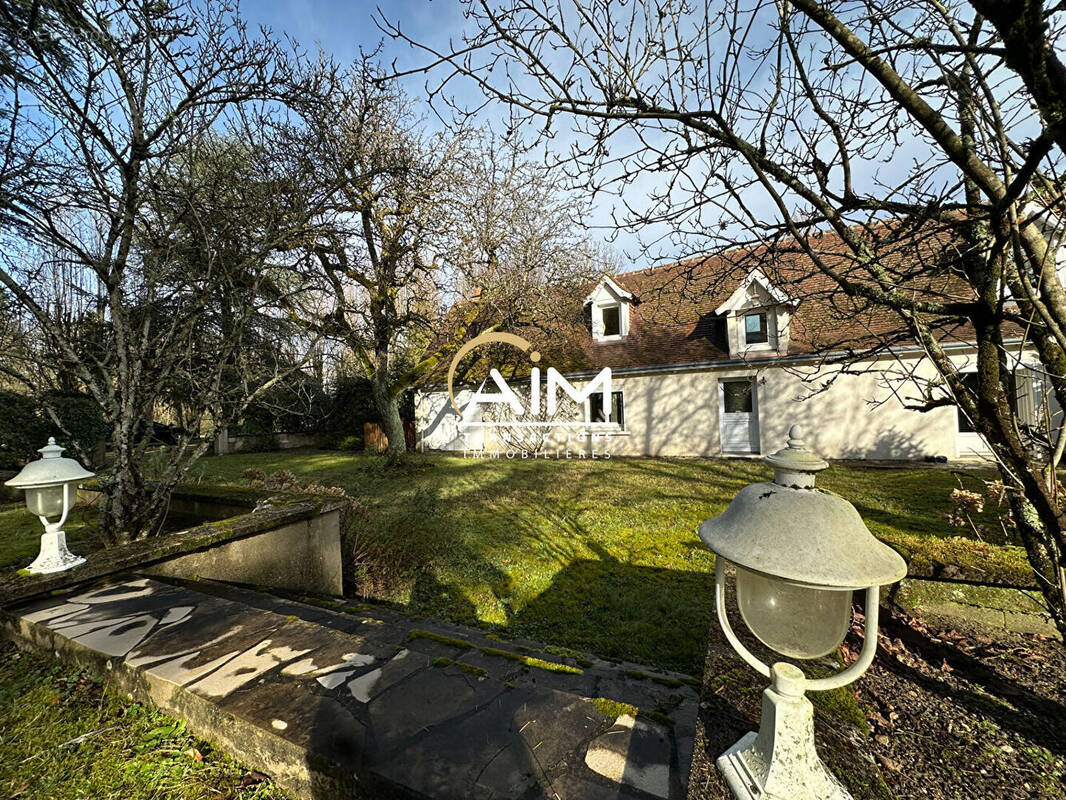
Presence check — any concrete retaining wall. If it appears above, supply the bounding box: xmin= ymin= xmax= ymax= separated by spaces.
xmin=0 ymin=495 xmax=347 ymax=607
xmin=146 ymin=507 xmax=343 ymax=596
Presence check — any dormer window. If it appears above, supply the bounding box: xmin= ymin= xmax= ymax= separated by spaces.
xmin=714 ymin=269 xmax=796 ymax=356
xmin=744 ymin=312 xmax=768 ymax=345
xmin=603 ymin=306 xmax=621 ymax=337
xmin=585 ymin=275 xmax=634 ymax=343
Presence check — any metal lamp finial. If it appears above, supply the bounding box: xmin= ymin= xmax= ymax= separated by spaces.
xmin=765 ymin=422 xmax=828 ymax=488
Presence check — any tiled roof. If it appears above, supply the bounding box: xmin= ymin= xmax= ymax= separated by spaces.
xmin=425 ymin=221 xmax=997 ymax=384
xmin=558 ymin=222 xmax=986 ymax=373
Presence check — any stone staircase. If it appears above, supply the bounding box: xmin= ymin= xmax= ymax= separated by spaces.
xmin=3 ymin=575 xmax=700 ymax=800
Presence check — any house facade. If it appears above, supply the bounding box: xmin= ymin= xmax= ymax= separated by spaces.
xmin=416 ymin=237 xmax=1048 ymax=461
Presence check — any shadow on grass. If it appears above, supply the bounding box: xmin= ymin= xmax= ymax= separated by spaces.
xmin=495 ymin=555 xmax=714 ymax=674
xmin=387 ymin=472 xmax=718 ymax=674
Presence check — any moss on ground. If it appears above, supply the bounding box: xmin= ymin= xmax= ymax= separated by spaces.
xmin=0 ymin=641 xmax=288 ymax=800
xmin=431 ymin=657 xmax=488 ymax=677
xmin=543 ymin=644 xmax=595 ymax=668
xmin=591 ymin=697 xmax=638 ymax=718
xmin=406 ymin=629 xmax=474 ymax=649
xmin=478 ymin=646 xmax=584 ymax=674
xmin=810 ymin=685 xmax=871 ymax=730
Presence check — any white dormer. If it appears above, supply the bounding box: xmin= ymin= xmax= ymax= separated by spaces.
xmin=585 ymin=275 xmax=633 ymax=342
xmin=1022 ymin=201 xmax=1066 ymax=286
xmin=715 ymin=269 xmax=795 ymax=356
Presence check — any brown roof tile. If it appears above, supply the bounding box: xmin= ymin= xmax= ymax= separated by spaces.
xmin=557 ymin=222 xmax=987 ymax=373
xmin=426 ymin=221 xmax=1000 ymax=384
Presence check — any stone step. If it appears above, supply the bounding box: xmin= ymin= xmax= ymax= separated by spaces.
xmin=2 ymin=575 xmax=699 ymax=800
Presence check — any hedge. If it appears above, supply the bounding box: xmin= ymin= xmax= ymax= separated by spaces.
xmin=0 ymin=391 xmax=107 ymax=470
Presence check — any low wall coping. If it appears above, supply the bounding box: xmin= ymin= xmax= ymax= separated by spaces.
xmin=0 ymin=495 xmax=347 ymax=608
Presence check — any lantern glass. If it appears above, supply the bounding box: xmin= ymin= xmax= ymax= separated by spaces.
xmin=735 ymin=564 xmax=853 ymax=659
xmin=25 ymin=484 xmax=65 ymax=519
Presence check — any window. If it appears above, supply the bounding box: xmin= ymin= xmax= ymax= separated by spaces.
xmin=587 ymin=299 xmax=627 ymax=341
xmin=957 ymin=371 xmax=1018 ymax=433
xmin=602 ymin=305 xmax=621 ymax=337
xmin=744 ymin=312 xmax=768 ymax=345
xmin=589 ymin=390 xmax=625 ymax=429
xmin=722 ymin=380 xmax=753 ymax=413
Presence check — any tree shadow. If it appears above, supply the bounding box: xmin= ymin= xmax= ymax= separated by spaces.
xmin=875 ymin=613 xmax=1066 ymax=755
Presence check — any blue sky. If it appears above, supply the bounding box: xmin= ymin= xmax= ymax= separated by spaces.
xmin=240 ymin=0 xmax=656 ymax=267
xmin=243 ymin=1 xmax=466 ymax=72
xmin=237 ymin=2 xmax=1034 ymax=274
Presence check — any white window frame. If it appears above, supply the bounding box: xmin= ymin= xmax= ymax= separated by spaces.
xmin=733 ymin=308 xmax=775 ymax=353
xmin=715 ymin=270 xmax=792 ymax=357
xmin=585 ymin=276 xmax=633 ymax=343
xmin=591 ymin=299 xmax=628 ymax=342
xmin=742 ymin=311 xmax=770 ymax=347
xmin=585 ymin=387 xmax=626 ymax=432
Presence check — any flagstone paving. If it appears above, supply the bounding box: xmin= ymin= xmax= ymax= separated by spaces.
xmin=3 ymin=576 xmax=699 ymax=800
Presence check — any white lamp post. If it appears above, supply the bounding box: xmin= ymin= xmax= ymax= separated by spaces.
xmin=4 ymin=437 xmax=94 ymax=574
xmin=699 ymin=424 xmax=906 ymax=800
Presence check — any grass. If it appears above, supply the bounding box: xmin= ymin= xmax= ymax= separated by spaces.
xmin=182 ymin=450 xmax=1033 ymax=676
xmin=0 ymin=502 xmax=104 ymax=571
xmin=0 ymin=641 xmax=289 ymax=800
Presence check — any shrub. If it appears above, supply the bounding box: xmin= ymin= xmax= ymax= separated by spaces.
xmin=330 ymin=434 xmax=364 ymax=451
xmin=0 ymin=391 xmax=48 ymax=469
xmin=324 ymin=376 xmax=376 ymax=433
xmin=45 ymin=393 xmax=108 ymax=459
xmin=0 ymin=391 xmax=106 ymax=469
xmin=234 ymin=372 xmax=331 ymax=434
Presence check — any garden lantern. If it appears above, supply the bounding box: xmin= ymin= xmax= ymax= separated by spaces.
xmin=4 ymin=437 xmax=94 ymax=574
xmin=699 ymin=424 xmax=906 ymax=800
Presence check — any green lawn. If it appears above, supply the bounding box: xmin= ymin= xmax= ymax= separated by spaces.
xmin=0 ymin=641 xmax=288 ymax=800
xmin=0 ymin=502 xmax=104 ymax=571
xmin=185 ymin=451 xmax=1032 ymax=675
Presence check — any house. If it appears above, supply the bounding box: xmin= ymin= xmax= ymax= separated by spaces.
xmin=416 ymin=227 xmax=1052 ymax=460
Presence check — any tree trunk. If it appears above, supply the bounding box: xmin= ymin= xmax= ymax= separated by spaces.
xmin=97 ymin=415 xmax=163 ymax=544
xmin=1007 ymin=489 xmax=1066 ymax=638
xmin=372 ymin=377 xmax=407 ymax=456
xmin=99 ymin=441 xmax=149 ymax=545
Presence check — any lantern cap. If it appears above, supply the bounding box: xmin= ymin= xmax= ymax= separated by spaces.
xmin=699 ymin=425 xmax=906 ymax=589
xmin=765 ymin=425 xmax=828 ymax=487
xmin=4 ymin=437 xmax=95 ymax=489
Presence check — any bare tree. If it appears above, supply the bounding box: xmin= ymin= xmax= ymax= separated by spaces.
xmin=286 ymin=60 xmax=461 ymax=455
xmin=0 ymin=0 xmax=318 ymax=541
xmin=291 ymin=59 xmax=608 ymax=455
xmin=387 ymin=0 xmax=1066 ymax=637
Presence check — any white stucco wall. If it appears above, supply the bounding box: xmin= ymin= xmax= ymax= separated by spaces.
xmin=415 ymin=388 xmax=484 ymax=452
xmin=415 ymin=350 xmax=1041 ymax=460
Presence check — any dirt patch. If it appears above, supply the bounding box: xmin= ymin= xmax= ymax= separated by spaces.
xmin=688 ymin=608 xmax=1065 ymax=799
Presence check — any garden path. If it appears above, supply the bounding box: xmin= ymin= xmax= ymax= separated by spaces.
xmin=5 ymin=575 xmax=700 ymax=800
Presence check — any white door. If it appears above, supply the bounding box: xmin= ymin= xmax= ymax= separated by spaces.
xmin=719 ymin=378 xmax=759 ymax=454
xmin=955 ymin=370 xmax=1027 ymax=460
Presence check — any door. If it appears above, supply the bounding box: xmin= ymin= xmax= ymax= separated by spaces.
xmin=956 ymin=370 xmax=1024 ymax=459
xmin=719 ymin=378 xmax=759 ymax=453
